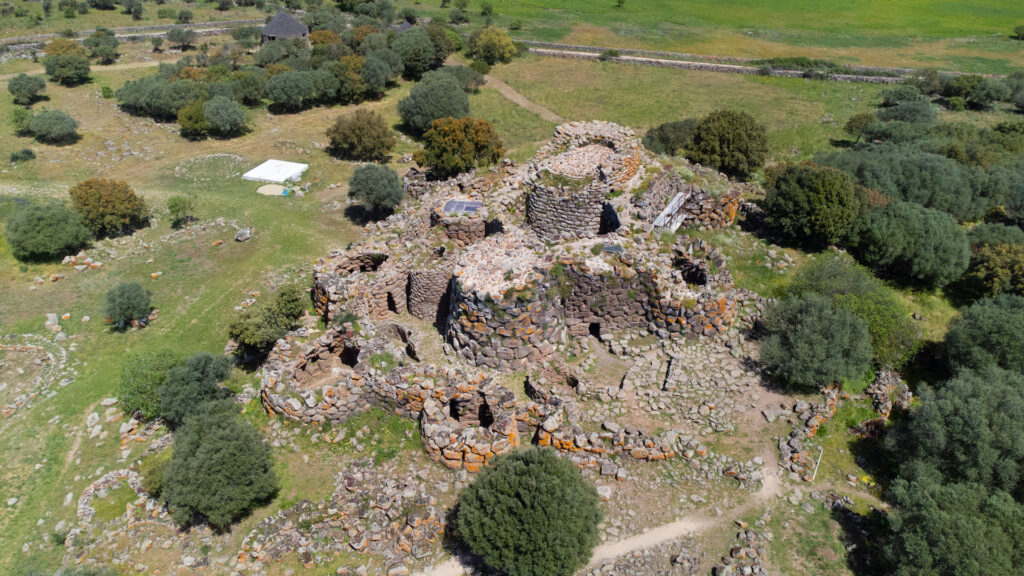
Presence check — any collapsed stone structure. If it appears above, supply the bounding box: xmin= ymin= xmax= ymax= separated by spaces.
xmin=266 ymin=121 xmax=750 ymax=471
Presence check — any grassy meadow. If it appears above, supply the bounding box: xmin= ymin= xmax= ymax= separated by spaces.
xmin=398 ymin=0 xmax=1024 ymax=72
xmin=0 ymin=0 xmax=267 ymax=39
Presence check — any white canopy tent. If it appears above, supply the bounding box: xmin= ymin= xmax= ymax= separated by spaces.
xmin=242 ymin=159 xmax=308 ymax=184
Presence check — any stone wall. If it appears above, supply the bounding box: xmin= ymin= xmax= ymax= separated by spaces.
xmin=446 ymin=278 xmax=563 ymax=371
xmin=407 ymin=264 xmax=453 ymax=323
xmin=430 ymin=211 xmax=486 ymax=246
xmin=261 ymin=321 xmax=679 ymax=472
xmin=312 ymin=252 xmax=407 ymax=321
xmin=561 ymin=261 xmax=652 ymax=337
xmin=525 ymin=179 xmax=609 ymax=241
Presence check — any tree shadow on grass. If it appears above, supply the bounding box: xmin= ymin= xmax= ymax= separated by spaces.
xmin=440 ymin=505 xmax=496 ymax=576
xmin=343 ymin=203 xmax=392 ymax=226
xmin=831 ymin=504 xmax=893 ymax=576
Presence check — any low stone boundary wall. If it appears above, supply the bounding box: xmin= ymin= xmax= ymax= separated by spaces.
xmin=1 ymin=18 xmax=262 ymax=47
xmin=517 ymin=39 xmax=918 ymax=76
xmin=528 ymin=48 xmax=906 ymax=84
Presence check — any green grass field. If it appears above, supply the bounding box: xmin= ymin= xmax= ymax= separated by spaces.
xmin=0 ymin=0 xmax=266 ymax=39
xmin=399 ymin=0 xmax=1024 ymax=72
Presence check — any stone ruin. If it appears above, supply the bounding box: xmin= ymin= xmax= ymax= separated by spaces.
xmin=264 ymin=120 xmax=753 ymax=472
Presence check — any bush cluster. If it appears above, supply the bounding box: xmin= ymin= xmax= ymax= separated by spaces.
xmin=326 ymin=109 xmax=395 ymax=160
xmin=456 ymin=447 xmax=602 ymax=576
xmin=414 ymin=116 xmax=504 ymax=178
xmin=348 ymin=164 xmax=404 ymax=215
xmin=4 ymin=202 xmax=91 ymax=262
xmin=685 ymin=109 xmax=769 ymax=179
xmin=68 ymin=178 xmax=148 ymax=237
xmin=227 ymin=285 xmax=307 ymax=356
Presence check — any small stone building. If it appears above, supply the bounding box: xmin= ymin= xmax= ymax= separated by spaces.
xmin=261 ymin=10 xmax=310 ymax=44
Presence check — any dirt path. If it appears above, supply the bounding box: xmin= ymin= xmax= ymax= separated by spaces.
xmin=483 ymin=74 xmax=565 ymax=124
xmin=412 ymin=373 xmax=789 ymax=576
xmin=0 ymin=59 xmax=170 ymax=82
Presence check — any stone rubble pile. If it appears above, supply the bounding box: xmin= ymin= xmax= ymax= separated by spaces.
xmin=777 ymin=385 xmax=840 ymax=482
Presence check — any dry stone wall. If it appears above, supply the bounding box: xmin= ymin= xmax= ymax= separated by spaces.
xmin=525 ymin=179 xmax=609 ymax=240
xmin=446 ymin=278 xmax=563 ymax=371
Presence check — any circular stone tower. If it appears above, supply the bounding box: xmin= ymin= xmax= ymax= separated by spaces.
xmin=445 ymin=230 xmax=564 ymax=370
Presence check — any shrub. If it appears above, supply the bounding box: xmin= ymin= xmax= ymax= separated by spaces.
xmin=5 ymin=202 xmax=90 ymax=262
xmin=876 ymin=101 xmax=937 ymax=124
xmin=962 ymin=243 xmax=1024 ymax=299
xmin=176 ymin=8 xmax=192 ymax=22
xmin=68 ymin=178 xmax=148 ymax=237
xmin=233 ymin=70 xmax=266 ymax=106
xmin=466 ymin=26 xmax=515 ymax=65
xmin=887 ymin=368 xmax=1024 ymax=499
xmin=968 ymin=78 xmax=1012 ymax=109
xmin=366 ymin=48 xmax=404 ymax=79
xmin=642 ymin=119 xmax=697 ymax=155
xmin=789 ymin=253 xmax=919 ymax=369
xmin=945 ymin=294 xmax=1024 ymax=373
xmin=392 ymin=27 xmax=437 ymax=80
xmin=10 ymin=149 xmax=35 ymax=163
xmin=83 ymin=27 xmax=118 ymax=64
xmin=817 ymin=146 xmax=1010 ymax=222
xmin=449 ymin=7 xmax=468 ymax=24
xmin=166 ymin=28 xmax=197 ymax=50
xmin=885 ymin=478 xmax=1024 ymax=576
xmin=967 ymin=223 xmax=1024 ymax=248
xmin=425 ymin=23 xmax=455 ymax=67
xmin=1015 ymin=25 xmax=1024 ymax=40
xmin=880 ymin=84 xmax=924 ymax=107
xmin=118 ymin=349 xmax=181 ymax=420
xmin=10 ymin=107 xmax=32 ymax=135
xmin=162 ymin=401 xmax=277 ymax=531
xmin=468 ymin=59 xmax=490 ymax=75
xmin=853 ymin=201 xmax=969 ymax=287
xmin=941 ymin=74 xmax=983 ymax=99
xmin=762 ymin=162 xmax=863 ymax=248
xmin=456 ymin=447 xmax=602 ymax=576
xmin=348 ymin=164 xmax=403 ymax=215
xmin=326 ymin=109 xmax=394 ymax=161
xmin=947 ymin=96 xmax=967 ymax=111
xmin=413 ymin=116 xmax=504 ymax=178
xmin=203 ymin=95 xmax=247 ymax=137
xmin=29 ymin=109 xmax=80 ymax=144
xmin=43 ymin=54 xmax=90 ymax=86
xmin=228 ymin=285 xmax=307 ymax=356
xmin=167 ymin=195 xmax=196 ymax=228
xmin=422 ymin=65 xmax=484 ymax=93
xmin=760 ymin=293 xmax=872 ymax=391
xmin=157 ymin=353 xmax=233 ymax=429
xmin=44 ymin=38 xmax=88 ymax=57
xmin=177 ymin=99 xmax=208 ymax=139
xmin=7 ymin=74 xmax=46 ymax=105
xmin=397 ymin=74 xmax=469 ymax=133
xmin=843 ymin=112 xmax=876 ymax=142
xmin=105 ymin=281 xmax=152 ymax=327
xmin=686 ymin=109 xmax=768 ymax=179
xmin=139 ymin=449 xmax=172 ymax=498
xmin=265 ymin=70 xmax=316 ymax=111
xmin=398 ymin=6 xmax=417 ymax=23
xmin=360 ymin=56 xmax=390 ymax=96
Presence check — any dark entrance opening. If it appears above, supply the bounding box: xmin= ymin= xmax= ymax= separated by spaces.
xmin=386 ymin=292 xmax=398 ymax=313
xmin=599 ymin=202 xmax=621 ymax=235
xmin=340 ymin=345 xmax=359 ymax=367
xmin=477 ymin=403 xmax=494 ymax=427
xmin=589 ymin=322 xmax=602 ymax=339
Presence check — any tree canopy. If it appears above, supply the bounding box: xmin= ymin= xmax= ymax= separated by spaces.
xmin=68 ymin=178 xmax=148 ymax=238
xmin=685 ymin=109 xmax=769 ymax=179
xmin=118 ymin=349 xmax=181 ymax=421
xmin=853 ymin=201 xmax=969 ymax=287
xmin=456 ymin=447 xmax=603 ymax=576
xmin=348 ymin=164 xmax=404 ymax=215
xmin=945 ymin=294 xmax=1024 ymax=373
xmin=760 ymin=292 xmax=872 ymax=390
xmin=5 ymin=202 xmax=90 ymax=263
xmin=157 ymin=353 xmax=233 ymax=429
xmin=763 ymin=162 xmax=864 ymax=248
xmin=104 ymin=282 xmax=152 ymax=327
xmin=413 ymin=116 xmax=504 ymax=178
xmin=326 ymin=109 xmax=395 ymax=161
xmin=162 ymin=401 xmax=277 ymax=531
xmin=397 ymin=74 xmax=470 ymax=134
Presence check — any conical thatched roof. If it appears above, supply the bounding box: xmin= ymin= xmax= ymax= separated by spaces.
xmin=263 ymin=10 xmax=308 ymax=38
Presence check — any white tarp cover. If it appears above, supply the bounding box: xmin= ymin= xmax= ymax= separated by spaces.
xmin=242 ymin=159 xmax=308 ymax=183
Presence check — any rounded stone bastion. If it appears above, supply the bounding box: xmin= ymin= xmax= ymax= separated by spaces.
xmin=259 ymin=320 xmax=522 ymax=471
xmin=525 ymin=174 xmax=611 ymax=241
xmin=446 ymin=229 xmax=564 ymax=371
